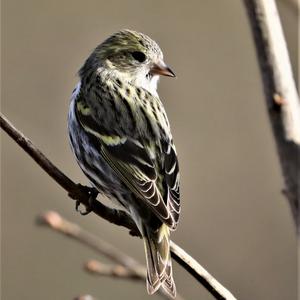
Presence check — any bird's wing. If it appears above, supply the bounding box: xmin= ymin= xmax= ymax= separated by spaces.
xmin=162 ymin=141 xmax=180 ymax=228
xmin=75 ymin=95 xmax=179 ymax=229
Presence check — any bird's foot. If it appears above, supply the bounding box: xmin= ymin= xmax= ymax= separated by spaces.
xmin=75 ymin=184 xmax=98 ymax=216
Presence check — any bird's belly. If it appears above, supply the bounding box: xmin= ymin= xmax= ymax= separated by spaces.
xmin=68 ymin=99 xmax=130 ymax=209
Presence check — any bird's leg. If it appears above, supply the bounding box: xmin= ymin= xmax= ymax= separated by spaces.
xmin=72 ymin=184 xmax=99 ymax=216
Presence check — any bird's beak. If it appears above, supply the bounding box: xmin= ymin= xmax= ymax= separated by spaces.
xmin=150 ymin=61 xmax=176 ymax=77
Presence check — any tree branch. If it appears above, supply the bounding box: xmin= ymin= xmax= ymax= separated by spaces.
xmin=1 ymin=113 xmax=237 ymax=299
xmin=0 ymin=113 xmax=138 ymax=235
xmin=170 ymin=242 xmax=238 ymax=300
xmin=243 ymin=0 xmax=300 ymax=231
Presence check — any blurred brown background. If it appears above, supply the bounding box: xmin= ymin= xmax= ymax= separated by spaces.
xmin=1 ymin=1 xmax=298 ymax=299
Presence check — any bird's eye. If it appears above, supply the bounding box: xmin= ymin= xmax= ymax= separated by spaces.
xmin=131 ymin=51 xmax=146 ymax=63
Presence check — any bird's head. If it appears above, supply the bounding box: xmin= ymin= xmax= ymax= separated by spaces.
xmin=80 ymin=30 xmax=175 ymax=94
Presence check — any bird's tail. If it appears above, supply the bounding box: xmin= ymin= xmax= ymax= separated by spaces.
xmin=142 ymin=223 xmax=176 ymax=298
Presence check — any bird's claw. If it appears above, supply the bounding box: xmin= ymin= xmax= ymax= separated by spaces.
xmin=75 ymin=199 xmax=93 ymax=215
xmin=75 ymin=186 xmax=98 ymax=216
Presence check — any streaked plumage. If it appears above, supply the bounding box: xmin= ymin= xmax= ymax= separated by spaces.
xmin=68 ymin=29 xmax=180 ymax=298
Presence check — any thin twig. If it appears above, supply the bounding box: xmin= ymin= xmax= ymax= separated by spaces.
xmin=1 ymin=113 xmax=237 ymax=299
xmin=85 ymin=259 xmax=187 ymax=300
xmin=243 ymin=0 xmax=300 ymax=230
xmin=84 ymin=260 xmax=188 ymax=300
xmin=74 ymin=295 xmax=98 ymax=300
xmin=85 ymin=260 xmax=143 ymax=280
xmin=37 ymin=211 xmax=144 ymax=274
xmin=38 ymin=211 xmax=183 ymax=300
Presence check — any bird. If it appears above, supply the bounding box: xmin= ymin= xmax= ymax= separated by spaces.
xmin=68 ymin=29 xmax=180 ymax=298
